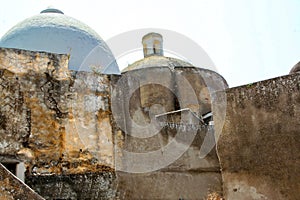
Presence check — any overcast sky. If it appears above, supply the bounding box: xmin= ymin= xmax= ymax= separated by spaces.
xmin=0 ymin=0 xmax=299 ymax=87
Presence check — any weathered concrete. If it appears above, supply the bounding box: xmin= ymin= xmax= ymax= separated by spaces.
xmin=217 ymin=73 xmax=300 ymax=200
xmin=0 ymin=30 xmax=298 ymax=199
xmin=0 ymin=48 xmax=70 ymax=166
xmin=63 ymin=71 xmax=114 ymax=173
xmin=117 ymin=171 xmax=222 ymax=200
xmin=0 ymin=47 xmax=116 ymax=199
xmin=0 ymin=48 xmax=114 ymax=175
xmin=112 ymin=66 xmax=227 ymax=199
xmin=26 ymin=171 xmax=117 ymax=200
xmin=0 ymin=163 xmax=44 ymax=200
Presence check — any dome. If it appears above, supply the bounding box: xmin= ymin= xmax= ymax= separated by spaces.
xmin=289 ymin=61 xmax=300 ymax=74
xmin=0 ymin=8 xmax=119 ymax=74
xmin=122 ymin=55 xmax=194 ymax=72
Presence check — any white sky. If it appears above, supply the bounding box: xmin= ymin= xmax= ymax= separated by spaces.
xmin=0 ymin=0 xmax=299 ymax=87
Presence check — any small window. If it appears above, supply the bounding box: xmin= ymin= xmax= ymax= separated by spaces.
xmin=153 ymin=45 xmax=156 ymax=54
xmin=1 ymin=162 xmax=25 ymax=182
xmin=2 ymin=162 xmax=17 ymax=175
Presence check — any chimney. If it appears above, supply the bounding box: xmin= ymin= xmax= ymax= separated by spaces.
xmin=142 ymin=32 xmax=163 ymax=57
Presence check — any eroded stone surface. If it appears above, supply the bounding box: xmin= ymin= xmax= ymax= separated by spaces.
xmin=217 ymin=73 xmax=300 ymax=200
xmin=0 ymin=48 xmax=114 ymax=176
xmin=0 ymin=48 xmax=116 ymax=199
xmin=113 ymin=67 xmax=227 ymax=172
xmin=112 ymin=66 xmax=227 ymax=199
xmin=26 ymin=171 xmax=117 ymax=200
xmin=0 ymin=163 xmax=44 ymax=200
xmin=117 ymin=171 xmax=222 ymax=200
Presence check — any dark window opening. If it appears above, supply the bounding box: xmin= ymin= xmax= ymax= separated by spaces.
xmin=2 ymin=162 xmax=17 ymax=175
xmin=153 ymin=45 xmax=156 ymax=54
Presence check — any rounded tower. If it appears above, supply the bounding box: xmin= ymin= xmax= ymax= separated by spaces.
xmin=113 ymin=32 xmax=228 ymax=199
xmin=122 ymin=32 xmax=228 ymax=116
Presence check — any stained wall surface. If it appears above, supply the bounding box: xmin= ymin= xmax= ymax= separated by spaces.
xmin=0 ymin=163 xmax=44 ymax=200
xmin=112 ymin=67 xmax=228 ymax=199
xmin=4 ymin=46 xmax=298 ymax=200
xmin=0 ymin=48 xmax=116 ymax=199
xmin=217 ymin=74 xmax=300 ymax=200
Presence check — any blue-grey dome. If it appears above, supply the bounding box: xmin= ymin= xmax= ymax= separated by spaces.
xmin=290 ymin=61 xmax=300 ymax=74
xmin=0 ymin=8 xmax=120 ymax=74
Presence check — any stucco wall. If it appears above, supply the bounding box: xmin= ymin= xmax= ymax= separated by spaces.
xmin=0 ymin=48 xmax=114 ymax=174
xmin=0 ymin=48 xmax=116 ymax=199
xmin=111 ymin=67 xmax=227 ymax=199
xmin=0 ymin=48 xmax=70 ymax=165
xmin=217 ymin=73 xmax=300 ymax=200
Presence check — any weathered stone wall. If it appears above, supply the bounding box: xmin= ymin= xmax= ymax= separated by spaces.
xmin=175 ymin=67 xmax=228 ymax=116
xmin=112 ymin=67 xmax=227 ymax=199
xmin=0 ymin=47 xmax=114 ymax=173
xmin=63 ymin=71 xmax=114 ymax=173
xmin=0 ymin=48 xmax=116 ymax=199
xmin=217 ymin=73 xmax=300 ymax=200
xmin=26 ymin=171 xmax=116 ymax=200
xmin=117 ymin=171 xmax=222 ymax=200
xmin=0 ymin=48 xmax=70 ymax=167
xmin=0 ymin=163 xmax=43 ymax=200
xmin=0 ymin=69 xmax=30 ymax=157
